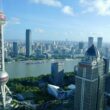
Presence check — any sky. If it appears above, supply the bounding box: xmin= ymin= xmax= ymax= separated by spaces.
xmin=2 ymin=0 xmax=110 ymax=42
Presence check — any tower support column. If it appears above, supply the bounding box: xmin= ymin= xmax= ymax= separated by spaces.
xmin=0 ymin=11 xmax=12 ymax=108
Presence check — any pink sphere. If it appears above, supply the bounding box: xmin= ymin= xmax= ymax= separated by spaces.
xmin=0 ymin=11 xmax=6 ymax=24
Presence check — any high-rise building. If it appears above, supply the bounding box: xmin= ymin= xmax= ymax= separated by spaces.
xmin=0 ymin=11 xmax=12 ymax=108
xmin=74 ymin=45 xmax=105 ymax=110
xmin=51 ymin=62 xmax=64 ymax=86
xmin=79 ymin=42 xmax=84 ymax=50
xmin=26 ymin=29 xmax=31 ymax=57
xmin=105 ymin=47 xmax=109 ymax=58
xmin=103 ymin=58 xmax=109 ymax=75
xmin=97 ymin=37 xmax=103 ymax=49
xmin=88 ymin=37 xmax=93 ymax=48
xmin=4 ymin=48 xmax=8 ymax=59
xmin=13 ymin=42 xmax=18 ymax=57
xmin=104 ymin=58 xmax=110 ymax=107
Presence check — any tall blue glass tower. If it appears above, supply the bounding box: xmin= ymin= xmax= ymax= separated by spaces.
xmin=26 ymin=29 xmax=31 ymax=57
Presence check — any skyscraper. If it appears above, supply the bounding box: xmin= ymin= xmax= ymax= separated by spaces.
xmin=88 ymin=37 xmax=93 ymax=48
xmin=26 ymin=29 xmax=31 ymax=57
xmin=51 ymin=62 xmax=64 ymax=86
xmin=79 ymin=42 xmax=84 ymax=50
xmin=105 ymin=47 xmax=109 ymax=58
xmin=0 ymin=11 xmax=12 ymax=108
xmin=97 ymin=37 xmax=103 ymax=49
xmin=74 ymin=45 xmax=105 ymax=110
xmin=13 ymin=42 xmax=18 ymax=57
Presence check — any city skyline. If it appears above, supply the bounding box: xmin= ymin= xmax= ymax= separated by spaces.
xmin=2 ymin=0 xmax=110 ymax=42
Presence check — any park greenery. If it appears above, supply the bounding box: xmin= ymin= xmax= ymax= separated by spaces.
xmin=7 ymin=72 xmax=75 ymax=106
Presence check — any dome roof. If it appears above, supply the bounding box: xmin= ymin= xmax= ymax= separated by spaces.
xmin=85 ymin=44 xmax=100 ymax=57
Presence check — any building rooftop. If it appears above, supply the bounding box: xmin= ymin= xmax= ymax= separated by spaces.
xmin=48 ymin=84 xmax=60 ymax=90
xmin=85 ymin=44 xmax=100 ymax=57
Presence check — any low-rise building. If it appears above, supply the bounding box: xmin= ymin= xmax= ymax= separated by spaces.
xmin=47 ymin=84 xmax=75 ymax=100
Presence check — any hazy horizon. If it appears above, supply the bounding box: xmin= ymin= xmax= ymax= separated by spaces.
xmin=2 ymin=0 xmax=110 ymax=43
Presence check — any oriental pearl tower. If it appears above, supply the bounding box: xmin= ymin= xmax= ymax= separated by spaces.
xmin=0 ymin=3 xmax=12 ymax=108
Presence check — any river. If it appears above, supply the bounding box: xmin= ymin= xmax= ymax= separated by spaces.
xmin=5 ymin=59 xmax=81 ymax=79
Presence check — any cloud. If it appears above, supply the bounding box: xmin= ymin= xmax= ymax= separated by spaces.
xmin=29 ymin=0 xmax=74 ymax=16
xmin=35 ymin=28 xmax=45 ymax=33
xmin=30 ymin=0 xmax=62 ymax=7
xmin=62 ymin=6 xmax=74 ymax=16
xmin=80 ymin=0 xmax=110 ymax=16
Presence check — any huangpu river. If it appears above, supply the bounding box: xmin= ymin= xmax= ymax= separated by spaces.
xmin=5 ymin=59 xmax=81 ymax=79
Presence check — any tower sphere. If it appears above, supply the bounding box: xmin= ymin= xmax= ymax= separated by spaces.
xmin=0 ymin=8 xmax=12 ymax=108
xmin=0 ymin=11 xmax=6 ymax=25
xmin=0 ymin=71 xmax=8 ymax=85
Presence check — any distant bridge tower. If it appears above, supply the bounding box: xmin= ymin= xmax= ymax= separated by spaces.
xmin=0 ymin=3 xmax=12 ymax=108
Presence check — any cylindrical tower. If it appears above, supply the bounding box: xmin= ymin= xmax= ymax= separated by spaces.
xmin=0 ymin=11 xmax=12 ymax=108
xmin=0 ymin=11 xmax=9 ymax=84
xmin=0 ymin=11 xmax=5 ymax=71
